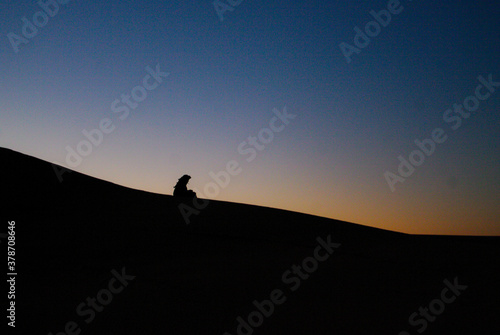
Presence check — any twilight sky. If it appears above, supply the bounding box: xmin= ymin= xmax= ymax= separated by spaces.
xmin=1 ymin=0 xmax=499 ymax=235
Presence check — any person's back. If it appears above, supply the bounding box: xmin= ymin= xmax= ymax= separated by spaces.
xmin=173 ymin=182 xmax=188 ymax=196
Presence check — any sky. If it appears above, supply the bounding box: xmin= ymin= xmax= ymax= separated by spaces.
xmin=1 ymin=0 xmax=499 ymax=235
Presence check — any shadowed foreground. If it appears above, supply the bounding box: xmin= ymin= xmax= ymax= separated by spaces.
xmin=1 ymin=147 xmax=499 ymax=334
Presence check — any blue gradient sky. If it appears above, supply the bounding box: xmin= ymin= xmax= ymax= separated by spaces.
xmin=1 ymin=0 xmax=499 ymax=235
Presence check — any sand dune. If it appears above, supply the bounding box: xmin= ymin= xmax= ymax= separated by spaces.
xmin=1 ymin=147 xmax=498 ymax=334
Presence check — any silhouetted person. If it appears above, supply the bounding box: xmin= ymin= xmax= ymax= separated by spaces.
xmin=173 ymin=175 xmax=196 ymax=198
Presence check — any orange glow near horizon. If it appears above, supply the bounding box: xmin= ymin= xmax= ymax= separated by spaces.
xmin=3 ymin=115 xmax=499 ymax=239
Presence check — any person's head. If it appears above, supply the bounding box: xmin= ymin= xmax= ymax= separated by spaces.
xmin=175 ymin=174 xmax=191 ymax=187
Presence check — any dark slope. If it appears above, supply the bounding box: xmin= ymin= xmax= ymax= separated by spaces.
xmin=1 ymin=147 xmax=499 ymax=335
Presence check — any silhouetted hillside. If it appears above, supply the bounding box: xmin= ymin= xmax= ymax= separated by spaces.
xmin=1 ymin=147 xmax=499 ymax=334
